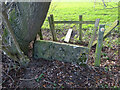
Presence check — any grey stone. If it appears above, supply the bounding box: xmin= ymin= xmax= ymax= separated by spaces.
xmin=34 ymin=40 xmax=89 ymax=65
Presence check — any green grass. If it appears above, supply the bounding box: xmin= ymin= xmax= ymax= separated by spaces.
xmin=42 ymin=2 xmax=118 ymax=47
xmin=42 ymin=2 xmax=118 ymax=29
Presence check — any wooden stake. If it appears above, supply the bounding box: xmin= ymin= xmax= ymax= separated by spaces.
xmin=50 ymin=14 xmax=57 ymax=41
xmin=95 ymin=25 xmax=105 ymax=67
xmin=50 ymin=14 xmax=55 ymax=29
xmin=88 ymin=19 xmax=100 ymax=52
xmin=48 ymin=15 xmax=57 ymax=41
xmin=38 ymin=28 xmax=43 ymax=40
xmin=92 ymin=20 xmax=119 ymax=46
xmin=79 ymin=15 xmax=82 ymax=41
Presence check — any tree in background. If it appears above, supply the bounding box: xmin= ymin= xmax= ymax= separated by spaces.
xmin=94 ymin=0 xmax=107 ymax=8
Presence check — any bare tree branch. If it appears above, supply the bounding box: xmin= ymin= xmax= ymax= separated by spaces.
xmin=2 ymin=3 xmax=30 ymax=67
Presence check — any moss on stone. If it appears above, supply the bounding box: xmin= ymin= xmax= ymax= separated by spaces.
xmin=34 ymin=40 xmax=89 ymax=65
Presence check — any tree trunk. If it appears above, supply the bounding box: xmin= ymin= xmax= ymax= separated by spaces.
xmin=9 ymin=2 xmax=51 ymax=54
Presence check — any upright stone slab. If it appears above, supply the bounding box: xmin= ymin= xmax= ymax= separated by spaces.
xmin=34 ymin=40 xmax=89 ymax=65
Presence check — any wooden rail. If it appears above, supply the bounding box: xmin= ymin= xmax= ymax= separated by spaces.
xmin=54 ymin=21 xmax=95 ymax=24
xmin=48 ymin=14 xmax=96 ymax=42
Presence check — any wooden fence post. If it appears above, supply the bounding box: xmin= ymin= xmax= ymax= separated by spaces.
xmin=79 ymin=15 xmax=82 ymax=41
xmin=50 ymin=14 xmax=55 ymax=29
xmin=48 ymin=14 xmax=57 ymax=41
xmin=88 ymin=19 xmax=100 ymax=52
xmin=95 ymin=24 xmax=105 ymax=66
xmin=38 ymin=28 xmax=43 ymax=40
xmin=92 ymin=20 xmax=119 ymax=46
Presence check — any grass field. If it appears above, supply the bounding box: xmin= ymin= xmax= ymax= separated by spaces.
xmin=42 ymin=2 xmax=118 ymax=45
xmin=42 ymin=2 xmax=118 ymax=29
